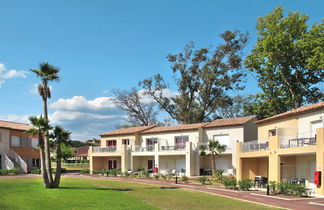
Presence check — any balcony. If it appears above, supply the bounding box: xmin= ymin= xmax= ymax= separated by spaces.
xmin=242 ymin=140 xmax=269 ymax=152
xmin=92 ymin=146 xmax=119 ymax=153
xmin=133 ymin=145 xmax=155 ymax=152
xmin=160 ymin=144 xmax=186 ymax=151
xmin=199 ymin=142 xmax=232 ymax=153
xmin=280 ymin=132 xmax=316 ymax=149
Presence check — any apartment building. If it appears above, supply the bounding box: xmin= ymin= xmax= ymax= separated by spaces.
xmin=0 ymin=120 xmax=40 ymax=173
xmin=89 ymin=116 xmax=257 ymax=177
xmin=236 ymin=102 xmax=324 ymax=195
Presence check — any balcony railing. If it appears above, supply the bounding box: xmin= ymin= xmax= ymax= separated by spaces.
xmin=280 ymin=132 xmax=316 ymax=148
xmin=92 ymin=146 xmax=118 ymax=153
xmin=199 ymin=142 xmax=232 ymax=151
xmin=160 ymin=144 xmax=186 ymax=151
xmin=242 ymin=140 xmax=269 ymax=152
xmin=133 ymin=145 xmax=155 ymax=152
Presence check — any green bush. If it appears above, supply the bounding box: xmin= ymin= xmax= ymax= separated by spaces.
xmin=161 ymin=174 xmax=167 ymax=180
xmin=276 ymin=181 xmax=308 ymax=197
xmin=93 ymin=170 xmax=105 ymax=175
xmin=197 ymin=176 xmax=209 ymax=185
xmin=181 ymin=175 xmax=189 ymax=183
xmin=0 ymin=168 xmax=20 ymax=175
xmin=31 ymin=168 xmax=41 ymax=174
xmin=238 ymin=179 xmax=252 ymax=191
xmin=80 ymin=169 xmax=90 ymax=174
xmin=153 ymin=174 xmax=160 ymax=180
xmin=139 ymin=169 xmax=149 ymax=178
xmin=222 ymin=176 xmax=237 ymax=189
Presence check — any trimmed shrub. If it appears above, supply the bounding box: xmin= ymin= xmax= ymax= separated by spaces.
xmin=197 ymin=176 xmax=209 ymax=185
xmin=153 ymin=174 xmax=160 ymax=180
xmin=181 ymin=175 xmax=189 ymax=183
xmin=0 ymin=168 xmax=20 ymax=175
xmin=238 ymin=179 xmax=252 ymax=191
xmin=222 ymin=176 xmax=237 ymax=189
xmin=80 ymin=169 xmax=90 ymax=174
xmin=31 ymin=168 xmax=41 ymax=174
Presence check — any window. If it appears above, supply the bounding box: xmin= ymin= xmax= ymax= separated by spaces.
xmin=11 ymin=136 xmax=21 ymax=147
xmin=311 ymin=120 xmax=322 ymax=136
xmin=0 ymin=133 xmax=2 ymax=142
xmin=32 ymin=158 xmax=40 ymax=168
xmin=146 ymin=138 xmax=157 ymax=151
xmin=31 ymin=138 xmax=38 ymax=148
xmin=269 ymin=129 xmax=277 ymax=137
xmin=106 ymin=140 xmax=116 ymax=147
xmin=175 ymin=136 xmax=189 ymax=149
xmin=122 ymin=139 xmax=129 ymax=145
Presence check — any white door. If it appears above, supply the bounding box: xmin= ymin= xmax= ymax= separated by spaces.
xmin=310 ymin=160 xmax=316 ymax=184
xmin=216 ymin=156 xmax=229 ymax=170
xmin=176 ymin=158 xmax=185 ymax=172
xmin=213 ymin=135 xmax=230 ymax=148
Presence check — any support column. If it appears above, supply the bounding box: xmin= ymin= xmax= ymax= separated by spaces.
xmin=154 ymin=143 xmax=159 ymax=169
xmin=89 ymin=146 xmax=93 ymax=174
xmin=121 ymin=144 xmax=127 ymax=172
xmin=236 ymin=141 xmax=242 ymax=181
xmin=316 ymin=127 xmax=324 ymax=195
xmin=185 ymin=141 xmax=192 ymax=177
xmin=268 ymin=136 xmax=280 ymax=182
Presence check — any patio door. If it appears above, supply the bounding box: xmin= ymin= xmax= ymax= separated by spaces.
xmin=146 ymin=138 xmax=157 ymax=151
xmin=311 ymin=121 xmax=322 ymax=136
xmin=310 ymin=160 xmax=316 ymax=184
xmin=107 ymin=140 xmax=116 ymax=147
xmin=175 ymin=136 xmax=188 ymax=149
xmin=148 ymin=160 xmax=154 ymax=170
xmin=108 ymin=160 xmax=117 ymax=169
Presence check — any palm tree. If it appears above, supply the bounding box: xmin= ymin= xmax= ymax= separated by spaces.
xmin=49 ymin=126 xmax=71 ymax=188
xmin=25 ymin=116 xmax=52 ymax=188
xmin=199 ymin=140 xmax=226 ymax=177
xmin=31 ymin=62 xmax=60 ymax=186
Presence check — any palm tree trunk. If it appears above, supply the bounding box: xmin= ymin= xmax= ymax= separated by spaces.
xmin=43 ymin=98 xmax=54 ymax=186
xmin=53 ymin=143 xmax=62 ymax=188
xmin=210 ymin=153 xmax=217 ymax=177
xmin=39 ymin=136 xmax=50 ymax=188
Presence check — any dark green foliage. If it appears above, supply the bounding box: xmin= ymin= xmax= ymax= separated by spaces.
xmin=141 ymin=30 xmax=248 ymax=124
xmin=181 ymin=175 xmax=189 ymax=183
xmin=0 ymin=168 xmax=20 ymax=175
xmin=245 ymin=6 xmax=324 ymax=119
xmin=197 ymin=176 xmax=209 ymax=185
xmin=31 ymin=168 xmax=41 ymax=174
xmin=238 ymin=179 xmax=252 ymax=191
xmin=269 ymin=181 xmax=308 ymax=197
xmin=80 ymin=169 xmax=90 ymax=174
xmin=222 ymin=176 xmax=237 ymax=189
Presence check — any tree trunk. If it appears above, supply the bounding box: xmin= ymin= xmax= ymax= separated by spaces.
xmin=53 ymin=143 xmax=62 ymax=188
xmin=210 ymin=153 xmax=217 ymax=177
xmin=39 ymin=136 xmax=51 ymax=188
xmin=43 ymin=98 xmax=54 ymax=187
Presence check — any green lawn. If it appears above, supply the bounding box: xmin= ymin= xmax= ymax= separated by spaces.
xmin=0 ymin=177 xmax=275 ymax=210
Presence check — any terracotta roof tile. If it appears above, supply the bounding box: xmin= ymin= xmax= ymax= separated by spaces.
xmin=203 ymin=116 xmax=256 ymax=128
xmin=141 ymin=123 xmax=209 ymax=134
xmin=0 ymin=120 xmax=32 ymax=131
xmin=100 ymin=125 xmax=155 ymax=137
xmin=256 ymin=101 xmax=324 ymax=125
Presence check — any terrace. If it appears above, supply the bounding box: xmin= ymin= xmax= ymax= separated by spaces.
xmin=280 ymin=131 xmax=317 ymax=149
xmin=241 ymin=140 xmax=269 ymax=153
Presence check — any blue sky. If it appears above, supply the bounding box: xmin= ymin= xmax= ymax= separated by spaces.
xmin=0 ymin=0 xmax=323 ymax=140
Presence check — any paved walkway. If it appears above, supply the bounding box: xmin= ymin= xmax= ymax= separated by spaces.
xmin=2 ymin=174 xmax=324 ymax=210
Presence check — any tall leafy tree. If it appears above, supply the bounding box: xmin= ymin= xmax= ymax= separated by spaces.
xmin=50 ymin=126 xmax=71 ymax=188
xmin=112 ymin=88 xmax=158 ymax=126
xmin=245 ymin=6 xmax=324 ymax=119
xmin=31 ymin=62 xmax=60 ymax=187
xmin=25 ymin=116 xmax=52 ymax=188
xmin=141 ymin=30 xmax=248 ymax=124
xmin=199 ymin=140 xmax=226 ymax=177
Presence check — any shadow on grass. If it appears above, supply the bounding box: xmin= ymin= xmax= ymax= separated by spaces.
xmin=59 ymin=186 xmax=132 ymax=191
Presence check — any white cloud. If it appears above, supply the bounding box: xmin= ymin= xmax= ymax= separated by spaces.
xmin=0 ymin=63 xmax=28 ymax=86
xmin=0 ymin=114 xmax=30 ymax=124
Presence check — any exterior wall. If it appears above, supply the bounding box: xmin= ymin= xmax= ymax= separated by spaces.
xmin=243 ymin=119 xmax=258 ymax=142
xmin=100 ymin=134 xmax=136 ymax=150
xmin=200 ymin=154 xmax=232 ymax=171
xmin=298 ymin=110 xmax=324 ymax=134
xmin=91 ymin=156 xmax=121 ymax=171
xmin=257 ymin=117 xmax=298 ymax=142
xmin=0 ymin=128 xmax=10 ymax=152
xmin=241 ymin=157 xmax=268 ymax=180
xmin=132 ymin=156 xmax=154 ymax=171
xmin=140 ymin=130 xmax=200 ymax=148
xmin=203 ymin=126 xmax=248 ymax=169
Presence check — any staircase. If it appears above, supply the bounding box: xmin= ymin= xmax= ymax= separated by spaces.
xmin=0 ymin=142 xmax=28 ymax=173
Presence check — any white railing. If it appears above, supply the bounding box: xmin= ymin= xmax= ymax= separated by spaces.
xmin=242 ymin=140 xmax=269 ymax=152
xmin=133 ymin=145 xmax=155 ymax=152
xmin=8 ymin=149 xmax=28 ymax=173
xmin=160 ymin=144 xmax=186 ymax=151
xmin=280 ymin=131 xmax=316 ymax=149
xmin=92 ymin=146 xmax=119 ymax=153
